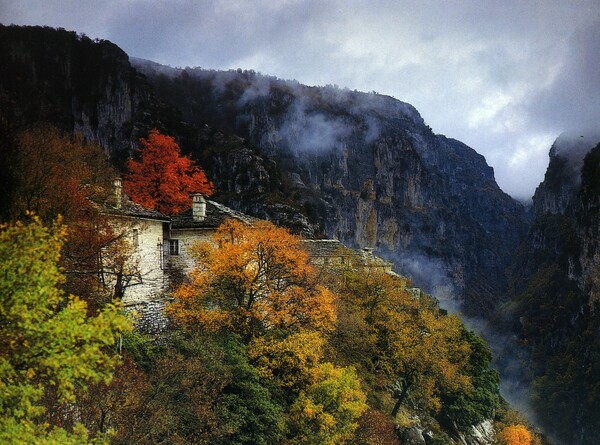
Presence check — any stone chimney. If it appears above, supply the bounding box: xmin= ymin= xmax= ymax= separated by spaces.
xmin=113 ymin=178 xmax=122 ymax=209
xmin=192 ymin=194 xmax=206 ymax=222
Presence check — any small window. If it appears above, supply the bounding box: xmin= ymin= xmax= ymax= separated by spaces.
xmin=169 ymin=239 xmax=180 ymax=255
xmin=132 ymin=229 xmax=139 ymax=248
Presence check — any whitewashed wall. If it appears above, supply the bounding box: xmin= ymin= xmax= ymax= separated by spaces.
xmin=105 ymin=216 xmax=168 ymax=305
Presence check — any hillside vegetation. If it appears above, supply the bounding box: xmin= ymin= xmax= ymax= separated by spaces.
xmin=0 ymin=123 xmax=543 ymax=443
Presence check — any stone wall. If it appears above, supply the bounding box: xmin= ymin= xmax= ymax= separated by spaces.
xmin=168 ymin=228 xmax=216 ymax=275
xmin=126 ymin=299 xmax=171 ymax=334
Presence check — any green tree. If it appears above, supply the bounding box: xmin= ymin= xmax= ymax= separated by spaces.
xmin=107 ymin=332 xmax=284 ymax=445
xmin=215 ymin=337 xmax=285 ymax=445
xmin=0 ymin=216 xmax=131 ymax=444
xmin=441 ymin=330 xmax=500 ymax=432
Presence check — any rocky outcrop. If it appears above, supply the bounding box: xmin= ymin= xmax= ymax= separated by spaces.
xmin=0 ymin=24 xmax=159 ymax=163
xmin=531 ymin=133 xmax=598 ymax=217
xmin=458 ymin=420 xmax=496 ymax=445
xmin=397 ymin=418 xmax=495 ymax=445
xmin=134 ymin=64 xmax=528 ymax=316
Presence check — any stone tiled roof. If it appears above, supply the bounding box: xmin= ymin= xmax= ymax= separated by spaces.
xmin=171 ymin=199 xmax=256 ymax=229
xmin=301 ymin=239 xmax=393 ymax=269
xmin=301 ymin=239 xmax=354 ymax=258
xmin=101 ymin=197 xmax=170 ymax=221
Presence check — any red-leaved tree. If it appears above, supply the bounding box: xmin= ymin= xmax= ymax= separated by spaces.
xmin=124 ymin=129 xmax=214 ymax=214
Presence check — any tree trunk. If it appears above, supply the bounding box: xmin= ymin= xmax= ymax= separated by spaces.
xmin=391 ymin=380 xmax=411 ymax=417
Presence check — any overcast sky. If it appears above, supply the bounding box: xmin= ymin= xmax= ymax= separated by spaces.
xmin=2 ymin=0 xmax=599 ymax=200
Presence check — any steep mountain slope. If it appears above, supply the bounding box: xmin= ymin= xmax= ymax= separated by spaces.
xmin=501 ymin=134 xmax=600 ymax=445
xmin=0 ymin=25 xmax=156 ymax=163
xmin=133 ymin=62 xmax=528 ymax=316
xmin=0 ymin=24 xmax=311 ymax=232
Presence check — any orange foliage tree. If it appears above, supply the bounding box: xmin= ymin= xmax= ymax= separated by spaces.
xmin=498 ymin=424 xmax=532 ymax=445
xmin=11 ymin=124 xmax=114 ymax=222
xmin=123 ymin=129 xmax=214 ymax=215
xmin=9 ymin=124 xmax=140 ymax=308
xmin=167 ymin=219 xmax=337 ymax=339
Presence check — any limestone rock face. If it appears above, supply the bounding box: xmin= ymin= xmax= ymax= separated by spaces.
xmin=458 ymin=420 xmax=496 ymax=445
xmin=0 ymin=25 xmax=158 ymax=162
xmin=134 ymin=64 xmax=528 ymax=315
xmin=503 ymin=134 xmax=600 ymax=444
xmin=531 ymin=133 xmax=597 ymax=217
xmin=528 ymin=132 xmax=600 ymax=297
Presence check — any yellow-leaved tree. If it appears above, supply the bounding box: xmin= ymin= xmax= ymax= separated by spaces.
xmin=287 ymin=363 xmax=367 ymax=445
xmin=168 ymin=219 xmax=337 ymax=338
xmin=498 ymin=424 xmax=533 ymax=445
xmin=336 ymin=269 xmax=472 ymax=417
xmin=168 ymin=218 xmax=367 ymax=444
xmin=0 ymin=216 xmax=131 ymax=444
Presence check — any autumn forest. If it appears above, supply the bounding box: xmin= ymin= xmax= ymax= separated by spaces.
xmin=0 ymin=123 xmax=545 ymax=445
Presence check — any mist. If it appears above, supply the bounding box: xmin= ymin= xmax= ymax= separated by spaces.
xmin=278 ymin=97 xmax=351 ymax=153
xmin=551 ymin=131 xmax=600 ymax=172
xmin=390 ymin=250 xmax=556 ymax=441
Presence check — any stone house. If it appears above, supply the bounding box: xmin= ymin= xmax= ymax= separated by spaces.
xmin=101 ymin=179 xmax=170 ymax=305
xmin=103 ymin=181 xmax=401 ymax=331
xmin=102 ymin=183 xmax=256 ymax=331
xmin=301 ymin=239 xmax=394 ymax=273
xmin=168 ymin=194 xmax=256 ymax=277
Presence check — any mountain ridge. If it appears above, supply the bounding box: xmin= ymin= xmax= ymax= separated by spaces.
xmin=132 ymin=58 xmax=528 ymax=316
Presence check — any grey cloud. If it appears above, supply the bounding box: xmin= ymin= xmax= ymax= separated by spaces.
xmin=237 ymin=75 xmax=273 ymax=106
xmin=524 ymin=19 xmax=600 ymax=134
xmin=278 ymin=97 xmax=351 ymax=153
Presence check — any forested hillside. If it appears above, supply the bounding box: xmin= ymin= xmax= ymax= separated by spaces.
xmin=0 ymin=121 xmax=532 ymax=443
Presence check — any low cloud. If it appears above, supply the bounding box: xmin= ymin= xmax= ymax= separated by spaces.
xmin=278 ymin=97 xmax=351 ymax=153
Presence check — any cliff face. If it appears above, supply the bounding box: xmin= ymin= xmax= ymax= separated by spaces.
xmin=134 ymin=63 xmax=528 ymax=316
xmin=0 ymin=25 xmax=305 ymax=233
xmin=527 ymin=132 xmax=600 ymax=296
xmin=504 ymin=135 xmax=600 ymax=445
xmin=577 ymin=143 xmax=600 ymax=303
xmin=0 ymin=25 xmax=158 ymax=163
xmin=531 ymin=134 xmax=596 ymax=217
